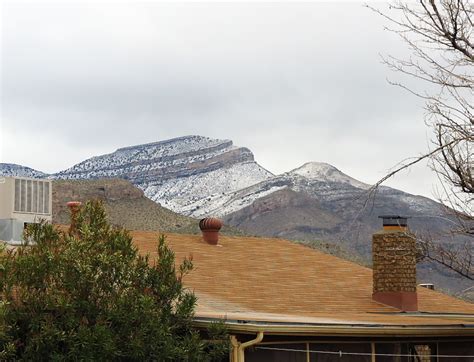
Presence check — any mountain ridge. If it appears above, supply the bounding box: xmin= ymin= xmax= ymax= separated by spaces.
xmin=1 ymin=135 xmax=472 ymax=298
xmin=0 ymin=135 xmax=455 ymax=253
xmin=0 ymin=163 xmax=47 ymax=179
xmin=0 ymin=135 xmax=447 ymax=220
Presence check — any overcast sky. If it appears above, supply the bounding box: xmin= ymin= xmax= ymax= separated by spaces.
xmin=1 ymin=1 xmax=443 ymax=199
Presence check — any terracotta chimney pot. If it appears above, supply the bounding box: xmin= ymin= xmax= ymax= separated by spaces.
xmin=67 ymin=201 xmax=82 ymax=235
xmin=199 ymin=217 xmax=223 ymax=245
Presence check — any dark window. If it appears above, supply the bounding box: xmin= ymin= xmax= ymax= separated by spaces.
xmin=309 ymin=343 xmax=371 ymax=362
xmin=376 ymin=342 xmax=438 ymax=362
xmin=438 ymin=341 xmax=474 ymax=362
xmin=376 ymin=343 xmax=410 ymax=362
xmin=247 ymin=343 xmax=307 ymax=362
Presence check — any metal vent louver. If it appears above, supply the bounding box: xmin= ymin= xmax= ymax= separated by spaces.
xmin=13 ymin=178 xmax=51 ymax=214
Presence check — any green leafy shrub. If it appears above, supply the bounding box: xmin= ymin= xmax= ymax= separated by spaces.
xmin=0 ymin=200 xmax=227 ymax=361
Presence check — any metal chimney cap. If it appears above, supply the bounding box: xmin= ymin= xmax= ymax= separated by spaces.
xmin=419 ymin=283 xmax=435 ymax=290
xmin=378 ymin=215 xmax=409 ymax=227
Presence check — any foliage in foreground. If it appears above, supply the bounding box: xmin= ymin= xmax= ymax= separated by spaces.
xmin=0 ymin=200 xmax=228 ymax=361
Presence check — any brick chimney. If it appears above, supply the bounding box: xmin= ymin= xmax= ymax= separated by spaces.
xmin=372 ymin=215 xmax=418 ymax=311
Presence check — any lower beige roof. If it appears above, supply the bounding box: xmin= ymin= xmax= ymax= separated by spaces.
xmin=132 ymin=231 xmax=474 ymax=331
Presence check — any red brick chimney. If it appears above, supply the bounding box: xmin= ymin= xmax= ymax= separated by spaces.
xmin=199 ymin=217 xmax=223 ymax=245
xmin=372 ymin=215 xmax=418 ymax=311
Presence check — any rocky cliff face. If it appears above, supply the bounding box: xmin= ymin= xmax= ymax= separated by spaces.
xmin=52 ymin=136 xmax=274 ymax=217
xmin=224 ymin=188 xmax=342 ymax=238
xmin=55 ymin=136 xmax=259 ymax=182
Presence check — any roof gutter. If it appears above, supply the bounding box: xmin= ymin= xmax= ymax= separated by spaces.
xmin=194 ymin=318 xmax=474 ymax=338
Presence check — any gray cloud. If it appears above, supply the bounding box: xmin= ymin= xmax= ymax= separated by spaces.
xmin=1 ymin=1 xmax=440 ymax=198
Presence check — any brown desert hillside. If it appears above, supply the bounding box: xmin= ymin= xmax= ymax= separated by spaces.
xmin=52 ymin=179 xmax=201 ymax=234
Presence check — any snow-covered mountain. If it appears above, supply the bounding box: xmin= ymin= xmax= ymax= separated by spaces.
xmin=143 ymin=161 xmax=273 ymax=217
xmin=55 ymin=136 xmax=254 ymax=181
xmin=0 ymin=163 xmax=48 ymax=179
xmin=0 ymin=137 xmax=444 ymax=221
xmin=223 ymin=161 xmax=445 ymax=249
xmin=52 ymin=135 xmax=274 ymax=217
xmin=290 ymin=162 xmax=369 ymax=189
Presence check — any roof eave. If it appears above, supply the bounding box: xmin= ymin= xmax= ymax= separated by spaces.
xmin=193 ymin=317 xmax=474 ymax=337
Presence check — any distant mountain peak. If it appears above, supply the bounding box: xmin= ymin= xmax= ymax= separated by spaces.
xmin=290 ymin=162 xmax=369 ymax=189
xmin=0 ymin=163 xmax=48 ymax=179
xmin=292 ymin=162 xmax=338 ymax=176
xmin=55 ymin=135 xmax=245 ymax=181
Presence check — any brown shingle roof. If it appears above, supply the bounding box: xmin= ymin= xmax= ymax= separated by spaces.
xmin=132 ymin=231 xmax=474 ymax=330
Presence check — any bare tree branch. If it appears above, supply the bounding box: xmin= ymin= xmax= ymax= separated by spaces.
xmin=369 ymin=0 xmax=473 ymax=281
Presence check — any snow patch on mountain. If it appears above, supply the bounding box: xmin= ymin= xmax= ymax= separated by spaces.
xmin=290 ymin=162 xmax=370 ymax=189
xmin=211 ymin=185 xmax=288 ymax=217
xmin=378 ymin=187 xmax=442 ymax=214
xmin=55 ymin=135 xmax=237 ymax=180
xmin=118 ymin=135 xmax=228 ymax=157
xmin=0 ymin=163 xmax=48 ymax=179
xmin=143 ymin=161 xmax=274 ymax=217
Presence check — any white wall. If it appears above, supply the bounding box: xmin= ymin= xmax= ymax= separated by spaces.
xmin=0 ymin=176 xmax=52 ymax=223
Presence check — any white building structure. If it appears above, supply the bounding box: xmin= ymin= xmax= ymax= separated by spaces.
xmin=0 ymin=176 xmax=52 ymax=243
